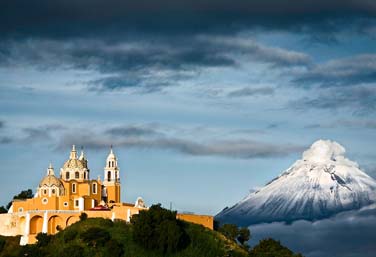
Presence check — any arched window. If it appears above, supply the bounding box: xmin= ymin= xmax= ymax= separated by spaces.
xmin=66 ymin=172 xmax=70 ymax=179
xmin=83 ymin=173 xmax=86 ymax=179
xmin=92 ymin=183 xmax=97 ymax=194
xmin=107 ymin=171 xmax=111 ymax=181
xmin=52 ymin=189 xmax=56 ymax=195
xmin=108 ymin=161 xmax=111 ymax=167
xmin=75 ymin=172 xmax=79 ymax=179
xmin=112 ymin=161 xmax=115 ymax=167
xmin=115 ymin=171 xmax=118 ymax=181
xmin=72 ymin=183 xmax=76 ymax=193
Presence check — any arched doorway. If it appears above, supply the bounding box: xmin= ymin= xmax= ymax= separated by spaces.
xmin=66 ymin=216 xmax=79 ymax=227
xmin=48 ymin=215 xmax=64 ymax=234
xmin=30 ymin=215 xmax=43 ymax=235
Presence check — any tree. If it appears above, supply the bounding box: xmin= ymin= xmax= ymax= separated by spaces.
xmin=249 ymin=238 xmax=304 ymax=257
xmin=237 ymin=227 xmax=251 ymax=246
xmin=0 ymin=206 xmax=7 ymax=214
xmin=131 ymin=204 xmax=190 ymax=254
xmin=219 ymin=224 xmax=239 ymax=241
xmin=6 ymin=189 xmax=34 ymax=210
xmin=79 ymin=212 xmax=88 ymax=221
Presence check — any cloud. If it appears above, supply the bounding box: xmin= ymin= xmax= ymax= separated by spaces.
xmin=105 ymin=126 xmax=162 ymax=137
xmin=228 ymin=87 xmax=275 ymax=97
xmin=55 ymin=125 xmax=304 ymax=159
xmin=305 ymin=119 xmax=376 ymax=129
xmin=1 ymin=0 xmax=375 ymax=40
xmin=290 ymin=85 xmax=376 ymax=114
xmin=294 ymin=54 xmax=376 ymax=87
xmin=361 ymin=163 xmax=376 ymax=179
xmin=0 ymin=137 xmax=12 ymax=144
xmin=21 ymin=125 xmax=66 ymax=143
xmin=249 ymin=204 xmax=376 ymax=257
xmin=0 ymin=36 xmax=311 ymax=92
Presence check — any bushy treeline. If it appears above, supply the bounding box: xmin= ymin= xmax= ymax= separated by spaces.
xmin=0 ymin=204 xmax=303 ymax=257
xmin=216 ymin=222 xmax=304 ymax=257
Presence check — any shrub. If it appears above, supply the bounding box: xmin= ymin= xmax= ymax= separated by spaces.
xmin=79 ymin=212 xmax=88 ymax=221
xmin=36 ymin=233 xmax=52 ymax=247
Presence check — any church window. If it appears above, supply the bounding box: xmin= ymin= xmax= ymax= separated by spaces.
xmin=92 ymin=183 xmax=97 ymax=194
xmin=42 ymin=198 xmax=48 ymax=205
xmin=75 ymin=172 xmax=79 ymax=179
xmin=74 ymin=200 xmax=79 ymax=207
xmin=108 ymin=161 xmax=111 ymax=167
xmin=43 ymin=189 xmax=47 ymax=195
xmin=52 ymin=189 xmax=56 ymax=194
xmin=107 ymin=171 xmax=111 ymax=181
xmin=72 ymin=183 xmax=76 ymax=193
xmin=18 ymin=207 xmax=23 ymax=212
xmin=63 ymin=202 xmax=68 ymax=207
xmin=84 ymin=173 xmax=86 ymax=179
xmin=112 ymin=161 xmax=114 ymax=167
xmin=115 ymin=171 xmax=118 ymax=181
xmin=66 ymin=172 xmax=70 ymax=179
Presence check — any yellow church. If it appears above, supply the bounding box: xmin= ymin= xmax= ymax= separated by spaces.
xmin=0 ymin=146 xmax=213 ymax=245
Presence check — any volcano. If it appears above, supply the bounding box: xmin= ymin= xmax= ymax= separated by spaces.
xmin=216 ymin=140 xmax=376 ymax=226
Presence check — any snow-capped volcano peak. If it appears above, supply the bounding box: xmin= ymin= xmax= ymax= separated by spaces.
xmin=216 ymin=140 xmax=376 ymax=226
xmin=302 ymin=140 xmax=355 ymax=166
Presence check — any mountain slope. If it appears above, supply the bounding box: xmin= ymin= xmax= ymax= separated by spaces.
xmin=216 ymin=140 xmax=376 ymax=226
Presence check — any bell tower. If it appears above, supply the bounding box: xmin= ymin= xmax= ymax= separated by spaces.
xmin=103 ymin=146 xmax=121 ymax=204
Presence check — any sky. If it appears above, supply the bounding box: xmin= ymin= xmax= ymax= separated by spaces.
xmin=1 ymin=0 xmax=376 ymax=218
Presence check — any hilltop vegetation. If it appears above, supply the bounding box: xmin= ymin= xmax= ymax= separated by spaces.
xmin=0 ymin=205 xmax=303 ymax=257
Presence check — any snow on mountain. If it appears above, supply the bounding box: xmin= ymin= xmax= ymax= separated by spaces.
xmin=216 ymin=140 xmax=376 ymax=226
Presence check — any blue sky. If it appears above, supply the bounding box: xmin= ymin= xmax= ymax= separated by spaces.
xmin=0 ymin=0 xmax=376 ymax=217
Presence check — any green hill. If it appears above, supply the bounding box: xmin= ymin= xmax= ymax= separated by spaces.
xmin=0 ymin=218 xmax=248 ymax=257
xmin=0 ymin=205 xmax=303 ymax=257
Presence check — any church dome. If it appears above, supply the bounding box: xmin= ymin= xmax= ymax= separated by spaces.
xmin=39 ymin=174 xmax=63 ymax=188
xmin=63 ymin=158 xmax=85 ymax=169
xmin=38 ymin=164 xmax=65 ymax=195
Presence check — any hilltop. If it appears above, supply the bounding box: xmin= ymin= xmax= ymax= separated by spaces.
xmin=0 ymin=217 xmax=248 ymax=257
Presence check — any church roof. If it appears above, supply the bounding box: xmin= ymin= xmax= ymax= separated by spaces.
xmin=39 ymin=174 xmax=63 ymax=188
xmin=63 ymin=158 xmax=86 ymax=169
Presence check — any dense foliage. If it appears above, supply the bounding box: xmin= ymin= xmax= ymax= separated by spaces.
xmin=218 ymin=223 xmax=251 ymax=248
xmin=249 ymin=238 xmax=304 ymax=257
xmin=0 ymin=216 xmax=249 ymax=257
xmin=130 ymin=204 xmax=190 ymax=253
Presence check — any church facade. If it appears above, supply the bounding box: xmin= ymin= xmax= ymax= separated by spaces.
xmin=0 ymin=146 xmax=213 ymax=245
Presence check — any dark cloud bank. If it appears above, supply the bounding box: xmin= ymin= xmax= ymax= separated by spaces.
xmin=1 ymin=0 xmax=376 ymax=38
xmin=55 ymin=125 xmax=304 ymax=159
xmin=249 ymin=204 xmax=376 ymax=257
xmin=0 ymin=0 xmax=375 ymax=114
